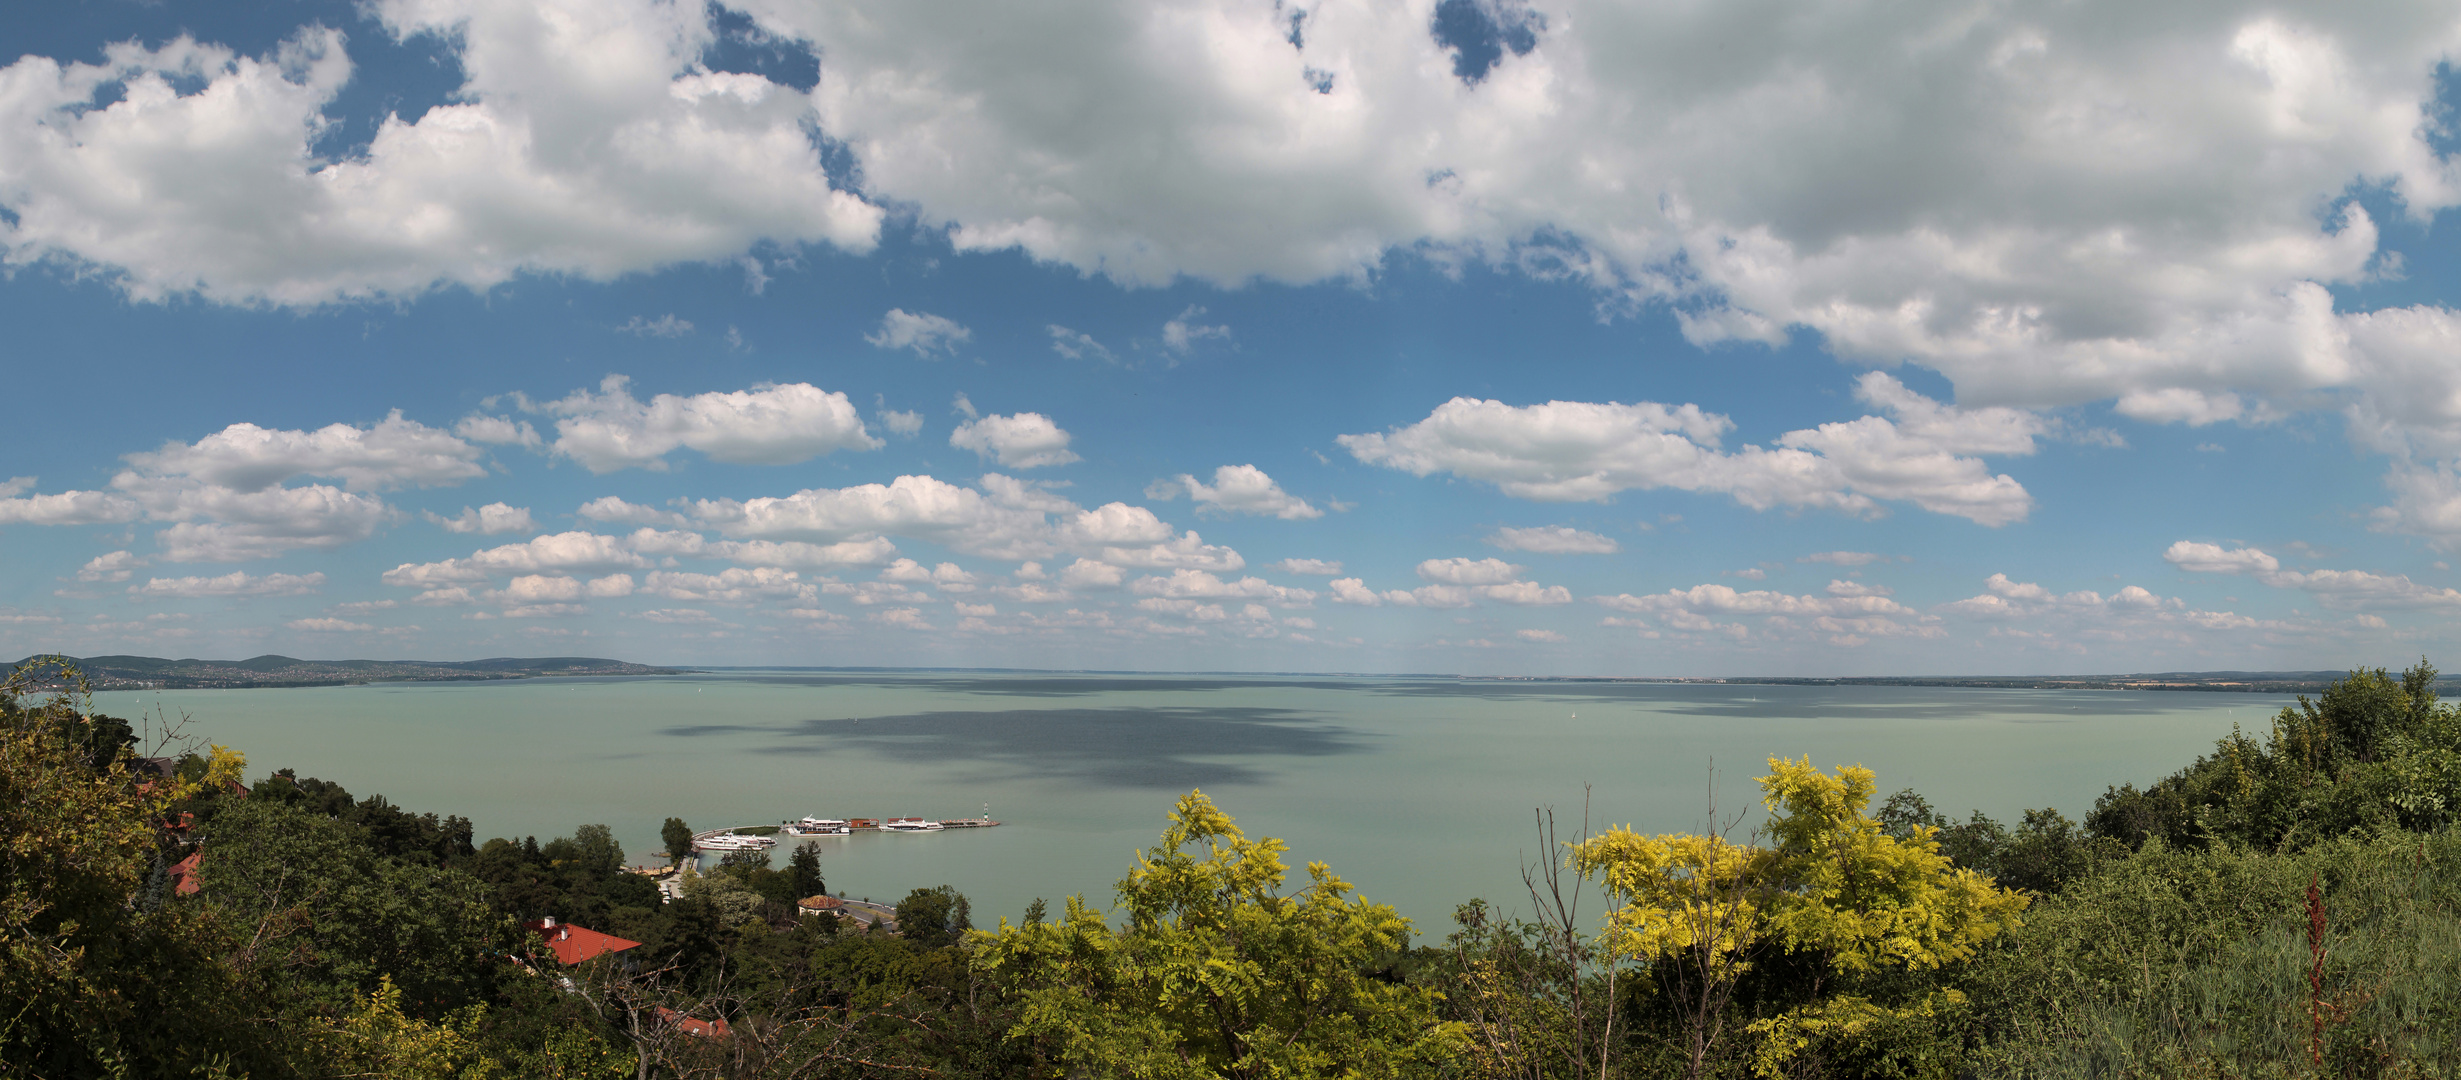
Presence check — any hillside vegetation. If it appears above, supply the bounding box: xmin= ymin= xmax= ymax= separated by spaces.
xmin=6 ymin=656 xmax=2460 ymax=1078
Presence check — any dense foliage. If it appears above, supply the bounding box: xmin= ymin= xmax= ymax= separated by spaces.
xmin=8 ymin=655 xmax=2461 ymax=1077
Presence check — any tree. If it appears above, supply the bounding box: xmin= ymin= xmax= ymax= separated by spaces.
xmin=661 ymin=818 xmax=693 ymax=865
xmin=2089 ymin=660 xmax=2461 ymax=851
xmin=1575 ymin=759 xmax=2030 ymax=1079
xmin=894 ymin=885 xmax=971 ymax=950
xmin=975 ymin=790 xmax=1462 ymax=1079
xmin=788 ymin=841 xmax=825 ymax=900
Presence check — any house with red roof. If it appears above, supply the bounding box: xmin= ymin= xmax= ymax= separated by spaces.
xmin=523 ymin=916 xmax=641 ymax=966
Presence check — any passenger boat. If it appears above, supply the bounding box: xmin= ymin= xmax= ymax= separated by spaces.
xmin=781 ymin=817 xmax=851 ymax=836
xmin=694 ymin=833 xmax=776 ymax=852
xmin=879 ymin=817 xmax=945 ymax=833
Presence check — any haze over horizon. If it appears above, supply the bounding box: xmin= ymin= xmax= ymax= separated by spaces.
xmin=8 ymin=0 xmax=2461 ymax=676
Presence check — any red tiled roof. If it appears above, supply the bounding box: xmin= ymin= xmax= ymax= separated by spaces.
xmin=656 ymin=1007 xmax=731 ymax=1039
xmin=169 ymin=851 xmax=202 ymax=896
xmin=524 ymin=919 xmax=641 ymax=966
xmin=797 ymin=894 xmax=844 ymax=910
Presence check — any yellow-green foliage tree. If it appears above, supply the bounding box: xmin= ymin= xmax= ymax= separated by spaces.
xmin=974 ymin=790 xmax=1462 ymax=1079
xmin=1575 ymin=758 xmax=2029 ymax=1079
xmin=0 ymin=659 xmax=255 ymax=1076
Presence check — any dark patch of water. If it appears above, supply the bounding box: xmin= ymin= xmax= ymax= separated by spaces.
xmin=660 ymin=706 xmax=1368 ymax=789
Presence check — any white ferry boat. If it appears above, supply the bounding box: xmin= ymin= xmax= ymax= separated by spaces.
xmin=781 ymin=817 xmax=851 ymax=836
xmin=694 ymin=833 xmax=777 ymax=853
xmin=879 ymin=817 xmax=945 ymax=833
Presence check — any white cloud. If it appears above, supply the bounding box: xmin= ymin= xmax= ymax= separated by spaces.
xmin=288 ymin=617 xmax=375 ymax=632
xmin=1130 ymin=569 xmax=1315 ymax=607
xmin=1047 ymin=325 xmax=1116 ymax=363
xmin=454 ymin=414 xmax=541 ymax=448
xmin=382 ymin=531 xmax=650 ymax=588
xmin=1146 ymin=464 xmax=1320 ymax=519
xmin=692 ymin=473 xmax=1056 ymax=558
xmin=1059 ymin=559 xmax=1126 ymax=589
xmin=121 ymin=411 xmax=485 ymax=492
xmin=141 ymin=486 xmax=396 ymax=562
xmin=878 ymin=408 xmax=924 ymax=437
xmin=0 ymin=7 xmax=879 ymax=306
xmin=1516 ymin=629 xmax=1568 ymax=644
xmin=950 ymin=412 xmax=1081 ymax=469
xmin=134 ymin=570 xmax=326 ymax=597
xmin=710 ymin=537 xmax=901 ymax=569
xmin=1341 ymin=374 xmax=2034 ymax=525
xmin=1486 ymin=526 xmax=1618 ymax=554
xmin=1089 ymin=531 xmax=1245 ymax=572
xmin=1274 ymin=558 xmax=1344 ymax=576
xmin=0 ymin=489 xmax=144 ymax=525
xmin=644 ymin=567 xmax=812 ymax=603
xmin=76 ymin=550 xmax=146 ymax=583
xmin=2168 ymin=541 xmax=2461 ymax=611
xmin=1477 ymin=581 xmax=1574 ymax=606
xmin=1825 ymin=580 xmax=1892 ymax=599
xmin=425 ymin=502 xmax=536 ymax=535
xmin=866 ymin=308 xmax=972 ymax=357
xmin=870 ymin=607 xmax=933 ymax=630
xmin=617 ymin=314 xmax=693 ymax=338
xmin=1161 ymin=305 xmax=1231 ymax=355
xmin=2163 ymin=541 xmax=2282 ymax=575
xmin=1417 ymin=557 xmax=1525 ymax=585
xmin=577 ymin=495 xmax=689 ymax=527
xmin=538 ymin=375 xmax=881 ymax=473
xmin=1328 ymin=577 xmax=1382 ymax=606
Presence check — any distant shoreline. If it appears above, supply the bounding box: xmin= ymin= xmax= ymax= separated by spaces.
xmin=26 ymin=654 xmax=2420 ymax=695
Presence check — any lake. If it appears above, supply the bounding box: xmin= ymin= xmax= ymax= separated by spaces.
xmin=95 ymin=671 xmax=2289 ymax=937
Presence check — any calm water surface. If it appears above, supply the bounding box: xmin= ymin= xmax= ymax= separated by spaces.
xmin=96 ymin=672 xmax=2289 ymax=936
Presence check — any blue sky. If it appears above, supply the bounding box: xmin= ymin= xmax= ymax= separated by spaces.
xmin=5 ymin=0 xmax=2461 ymax=675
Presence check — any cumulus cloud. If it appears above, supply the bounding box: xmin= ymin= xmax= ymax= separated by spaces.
xmin=1516 ymin=628 xmax=1568 ymax=643
xmin=1047 ymin=325 xmax=1116 ymax=363
xmin=287 ymin=617 xmax=375 ymax=632
xmin=1129 ymin=568 xmax=1315 ymax=607
xmin=1145 ymin=464 xmax=1320 ymax=519
xmin=76 ymin=551 xmax=147 ymax=583
xmin=534 ymin=375 xmax=881 ymax=473
xmin=134 ymin=570 xmax=326 ymax=597
xmin=1274 ymin=558 xmax=1344 ymax=576
xmin=1486 ymin=525 xmax=1618 ymax=554
xmin=1161 ymin=305 xmax=1231 ymax=355
xmin=2165 ymin=540 xmax=2461 ymax=610
xmin=425 ymin=502 xmax=536 ymax=535
xmin=11 ymin=411 xmax=497 ymax=561
xmin=122 ymin=411 xmax=485 ymax=492
xmin=1417 ymin=557 xmax=1525 ymax=585
xmin=0 ymin=5 xmax=879 ymax=306
xmin=1800 ymin=551 xmax=1887 ymax=567
xmin=382 ymin=531 xmax=650 ymax=588
xmin=617 ymin=314 xmax=693 ymax=338
xmin=877 ymin=407 xmax=924 ymax=437
xmin=866 ymin=309 xmax=972 ymax=357
xmin=949 ymin=412 xmax=1081 ymax=469
xmin=1597 ymin=581 xmax=1935 ymax=645
xmin=0 ymin=488 xmax=144 ymax=525
xmin=1340 ymin=374 xmax=2036 ymax=525
xmin=577 ymin=496 xmax=689 ymax=527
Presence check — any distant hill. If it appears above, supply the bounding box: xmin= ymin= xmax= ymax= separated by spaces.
xmin=1702 ymin=670 xmax=2452 ymax=695
xmin=9 ymin=654 xmax=690 ymax=690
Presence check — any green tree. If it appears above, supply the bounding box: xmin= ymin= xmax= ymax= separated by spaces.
xmin=976 ymin=790 xmax=1461 ymax=1079
xmin=2090 ymin=660 xmax=2461 ymax=851
xmin=660 ymin=818 xmax=693 ymax=865
xmin=1575 ymin=758 xmax=2030 ymax=1079
xmin=787 ymin=841 xmax=825 ymax=900
xmin=894 ymin=885 xmax=971 ymax=950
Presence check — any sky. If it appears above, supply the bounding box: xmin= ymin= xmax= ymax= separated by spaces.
xmin=5 ymin=0 xmax=2461 ymax=677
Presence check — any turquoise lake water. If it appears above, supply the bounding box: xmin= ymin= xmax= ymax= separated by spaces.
xmin=95 ymin=672 xmax=2290 ymax=938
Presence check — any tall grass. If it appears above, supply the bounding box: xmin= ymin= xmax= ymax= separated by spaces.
xmin=1965 ymin=830 xmax=2461 ymax=1078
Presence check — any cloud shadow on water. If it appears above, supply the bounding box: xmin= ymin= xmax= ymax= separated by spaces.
xmin=660 ymin=706 xmax=1369 ymax=789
